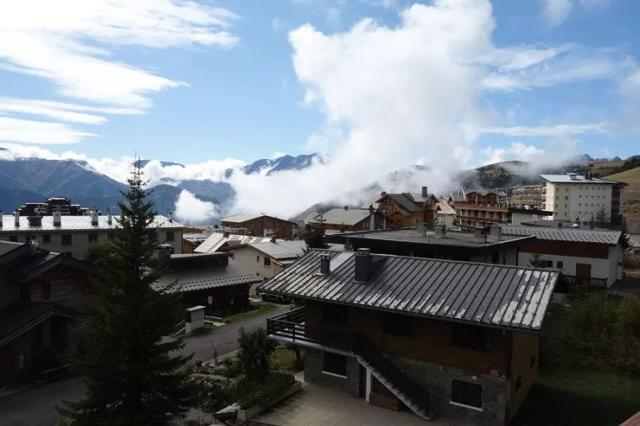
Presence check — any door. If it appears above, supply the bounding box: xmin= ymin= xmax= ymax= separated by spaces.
xmin=576 ymin=263 xmax=592 ymax=286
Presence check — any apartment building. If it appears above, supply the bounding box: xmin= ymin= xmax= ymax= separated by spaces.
xmin=0 ymin=212 xmax=183 ymax=259
xmin=259 ymin=249 xmax=558 ymax=425
xmin=542 ymin=173 xmax=622 ymax=224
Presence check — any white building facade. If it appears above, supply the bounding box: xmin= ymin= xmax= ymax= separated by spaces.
xmin=542 ymin=174 xmax=619 ymax=224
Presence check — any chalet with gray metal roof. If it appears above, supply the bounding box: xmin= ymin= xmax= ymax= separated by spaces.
xmin=230 ymin=239 xmax=308 ymax=281
xmin=500 ymin=224 xmax=624 ymax=288
xmin=0 ymin=241 xmax=94 ymax=380
xmin=153 ymin=252 xmax=260 ymax=315
xmin=221 ymin=214 xmax=297 ymax=240
xmin=258 ymin=249 xmax=557 ymax=424
xmin=305 ymin=207 xmax=384 ymax=233
xmin=326 ymin=226 xmax=532 ymax=265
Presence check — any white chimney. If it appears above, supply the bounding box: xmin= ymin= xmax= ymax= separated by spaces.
xmin=53 ymin=211 xmax=61 ymax=227
xmin=107 ymin=209 xmax=113 ymax=225
xmin=14 ymin=210 xmax=19 ymax=227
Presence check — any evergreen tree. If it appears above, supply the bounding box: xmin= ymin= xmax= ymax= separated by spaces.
xmin=59 ymin=165 xmax=193 ymax=425
xmin=304 ymin=214 xmax=327 ymax=249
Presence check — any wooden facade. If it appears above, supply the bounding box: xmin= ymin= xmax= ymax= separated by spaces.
xmin=376 ymin=193 xmax=437 ymax=228
xmin=222 ymin=216 xmax=296 ymax=240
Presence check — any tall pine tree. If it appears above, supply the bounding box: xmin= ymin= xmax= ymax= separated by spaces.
xmin=59 ymin=165 xmax=192 ymax=425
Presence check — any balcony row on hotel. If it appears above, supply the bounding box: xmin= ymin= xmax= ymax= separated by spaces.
xmin=258 ymin=249 xmax=558 ymax=425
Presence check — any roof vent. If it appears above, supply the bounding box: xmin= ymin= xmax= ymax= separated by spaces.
xmin=53 ymin=211 xmax=61 ymax=227
xmin=169 ymin=211 xmax=173 ymax=223
xmin=14 ymin=210 xmax=19 ymax=227
xmin=320 ymin=254 xmax=330 ymax=275
xmin=355 ymin=248 xmax=372 ymax=282
xmin=421 ymin=186 xmax=428 ymax=198
xmin=107 ymin=208 xmax=113 ymax=225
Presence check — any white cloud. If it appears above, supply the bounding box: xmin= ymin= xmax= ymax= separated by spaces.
xmin=0 ymin=0 xmax=238 ymax=145
xmin=0 ymin=117 xmax=95 ymax=144
xmin=482 ymin=46 xmax=627 ymax=91
xmin=174 ymin=189 xmax=220 ymax=224
xmin=483 ymin=122 xmax=609 ymax=137
xmin=541 ymin=0 xmax=573 ymax=27
xmin=227 ymin=0 xmax=495 ymax=217
xmin=482 ymin=140 xmax=578 ymax=169
xmin=540 ymin=0 xmax=611 ymax=27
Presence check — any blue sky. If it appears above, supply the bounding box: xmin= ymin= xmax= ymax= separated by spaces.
xmin=0 ymin=0 xmax=639 ymax=165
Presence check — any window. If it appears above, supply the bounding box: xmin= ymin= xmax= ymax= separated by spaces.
xmin=165 ymin=231 xmax=175 ymax=242
xmin=264 ymin=257 xmax=271 ymax=266
xmin=451 ymin=380 xmax=482 ymax=409
xmin=382 ymin=313 xmax=413 ymax=337
xmin=61 ymin=234 xmax=72 ymax=246
xmin=556 ymin=261 xmax=564 ymax=269
xmin=323 ymin=304 xmax=349 ymax=326
xmin=540 ymin=260 xmax=553 ymax=268
xmin=9 ymin=235 xmax=18 ymax=242
xmin=88 ymin=233 xmax=98 ymax=243
xmin=42 ymin=282 xmax=51 ymax=300
xmin=451 ymin=323 xmax=487 ymax=351
xmin=42 ymin=234 xmax=51 ymax=243
xmin=323 ymin=352 xmax=347 ymax=377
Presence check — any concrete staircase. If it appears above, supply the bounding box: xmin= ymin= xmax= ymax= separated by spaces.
xmin=355 ymin=339 xmax=436 ymax=421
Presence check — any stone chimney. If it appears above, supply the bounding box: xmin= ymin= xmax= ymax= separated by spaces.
xmin=169 ymin=211 xmax=173 ymax=223
xmin=14 ymin=210 xmax=19 ymax=227
xmin=488 ymin=225 xmax=501 ymax=242
xmin=355 ymin=248 xmax=372 ymax=282
xmin=474 ymin=228 xmax=487 ymax=244
xmin=90 ymin=209 xmax=99 ymax=226
xmin=107 ymin=208 xmax=113 ymax=225
xmin=369 ymin=204 xmax=375 ymax=231
xmin=320 ymin=254 xmax=331 ymax=275
xmin=53 ymin=210 xmax=61 ymax=227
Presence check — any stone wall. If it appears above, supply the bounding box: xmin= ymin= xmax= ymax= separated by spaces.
xmin=388 ymin=354 xmax=508 ymax=425
xmin=304 ymin=348 xmax=361 ymax=397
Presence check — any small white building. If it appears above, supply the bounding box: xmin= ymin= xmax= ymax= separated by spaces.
xmin=0 ymin=213 xmax=183 ymax=259
xmin=501 ymin=224 xmax=624 ymax=287
xmin=542 ymin=173 xmax=621 ymax=224
xmin=231 ymin=239 xmax=307 ymax=281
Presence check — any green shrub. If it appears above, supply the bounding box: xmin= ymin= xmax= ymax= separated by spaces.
xmin=565 ymin=293 xmax=640 ymax=374
xmin=237 ymin=327 xmax=276 ymax=383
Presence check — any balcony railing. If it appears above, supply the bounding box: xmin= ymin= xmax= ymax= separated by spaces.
xmin=556 ymin=274 xmax=608 ymax=293
xmin=266 ymin=307 xmax=357 ymax=352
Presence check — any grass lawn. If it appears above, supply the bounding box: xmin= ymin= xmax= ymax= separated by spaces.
xmin=223 ymin=303 xmax=277 ymax=323
xmin=513 ymin=364 xmax=640 ymax=426
xmin=513 ymin=302 xmax=640 ymax=425
xmin=187 ymin=322 xmax=217 ymax=337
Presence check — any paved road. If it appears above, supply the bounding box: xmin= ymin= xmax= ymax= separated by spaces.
xmin=0 ymin=304 xmax=291 ymax=426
